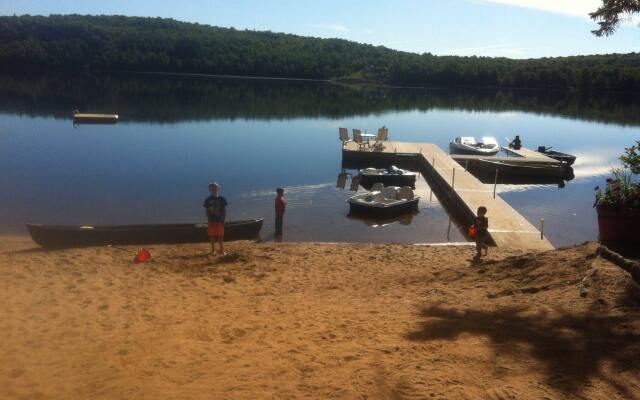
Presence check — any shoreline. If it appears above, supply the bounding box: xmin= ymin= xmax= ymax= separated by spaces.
xmin=2 ymin=238 xmax=639 ymax=398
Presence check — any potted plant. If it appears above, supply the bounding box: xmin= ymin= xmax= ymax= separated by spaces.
xmin=594 ymin=141 xmax=640 ymax=246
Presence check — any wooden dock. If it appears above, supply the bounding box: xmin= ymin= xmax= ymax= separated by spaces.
xmin=343 ymin=141 xmax=554 ymax=252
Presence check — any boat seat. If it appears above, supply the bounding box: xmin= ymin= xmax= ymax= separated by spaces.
xmin=382 ymin=186 xmax=398 ymax=199
xmin=397 ymin=186 xmax=414 ymax=200
xmin=364 ymin=192 xmax=385 ymax=203
xmin=370 ymin=182 xmax=385 ymax=192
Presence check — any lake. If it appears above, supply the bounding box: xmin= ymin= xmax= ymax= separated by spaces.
xmin=0 ymin=74 xmax=638 ymax=246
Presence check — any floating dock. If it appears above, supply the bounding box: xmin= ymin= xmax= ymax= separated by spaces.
xmin=73 ymin=112 xmax=119 ymax=124
xmin=343 ymin=141 xmax=554 ymax=252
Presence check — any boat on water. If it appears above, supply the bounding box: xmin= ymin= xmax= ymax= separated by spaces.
xmin=73 ymin=110 xmax=119 ymax=124
xmin=536 ymin=146 xmax=576 ymax=166
xmin=347 ymin=185 xmax=419 ymax=218
xmin=358 ymin=165 xmax=417 ymax=188
xmin=26 ymin=219 xmax=264 ymax=249
xmin=471 ymin=159 xmax=567 ymax=177
xmin=449 ymin=136 xmax=500 ymax=156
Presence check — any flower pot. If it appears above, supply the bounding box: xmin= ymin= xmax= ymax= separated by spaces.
xmin=596 ymin=205 xmax=640 ymax=246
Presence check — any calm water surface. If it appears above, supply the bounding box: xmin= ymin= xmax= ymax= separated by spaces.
xmin=0 ymin=75 xmax=638 ymax=246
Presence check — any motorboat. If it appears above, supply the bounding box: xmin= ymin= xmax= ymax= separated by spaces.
xmin=470 ymin=159 xmax=568 ymax=177
xmin=449 ymin=136 xmax=500 ymax=156
xmin=536 ymin=146 xmax=576 ymax=166
xmin=357 ymin=165 xmax=417 ymax=188
xmin=347 ymin=184 xmax=419 ymax=218
xmin=26 ymin=219 xmax=264 ymax=249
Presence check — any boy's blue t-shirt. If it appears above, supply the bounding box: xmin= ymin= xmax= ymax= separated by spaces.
xmin=203 ymin=195 xmax=228 ymax=223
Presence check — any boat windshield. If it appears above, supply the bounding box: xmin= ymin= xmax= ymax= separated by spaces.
xmin=481 ymin=137 xmax=498 ymax=146
xmin=460 ymin=137 xmax=476 ymax=145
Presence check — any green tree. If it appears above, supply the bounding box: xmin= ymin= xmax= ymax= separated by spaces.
xmin=591 ymin=0 xmax=640 ymax=36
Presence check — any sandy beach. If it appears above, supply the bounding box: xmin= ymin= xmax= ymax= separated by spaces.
xmin=1 ymin=236 xmax=639 ymax=399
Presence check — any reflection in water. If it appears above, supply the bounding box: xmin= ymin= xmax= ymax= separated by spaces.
xmin=347 ymin=212 xmax=416 ymax=228
xmin=336 ymin=173 xmax=348 ymax=190
xmin=464 ymin=165 xmax=574 ymax=186
xmin=2 ymin=74 xmax=640 ymax=125
xmin=571 ymin=150 xmax=621 ymax=180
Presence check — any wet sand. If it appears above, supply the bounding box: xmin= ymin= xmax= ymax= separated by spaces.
xmin=1 ymin=237 xmax=639 ymax=399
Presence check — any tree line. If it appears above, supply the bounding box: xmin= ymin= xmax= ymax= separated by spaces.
xmin=2 ymin=74 xmax=640 ymax=125
xmin=1 ymin=15 xmax=639 ymax=92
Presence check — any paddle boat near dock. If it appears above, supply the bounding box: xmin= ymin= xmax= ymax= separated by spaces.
xmin=26 ymin=219 xmax=263 ymax=249
xmin=536 ymin=146 xmax=577 ymax=166
xmin=449 ymin=136 xmax=500 ymax=156
xmin=347 ymin=184 xmax=419 ymax=219
xmin=357 ymin=165 xmax=417 ymax=189
xmin=73 ymin=110 xmax=119 ymax=124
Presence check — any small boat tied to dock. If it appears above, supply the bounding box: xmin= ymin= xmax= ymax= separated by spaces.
xmin=347 ymin=184 xmax=419 ymax=219
xmin=536 ymin=146 xmax=577 ymax=166
xmin=449 ymin=136 xmax=500 ymax=156
xmin=73 ymin=110 xmax=119 ymax=124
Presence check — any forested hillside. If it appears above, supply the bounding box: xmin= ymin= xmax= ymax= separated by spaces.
xmin=1 ymin=14 xmax=639 ymax=92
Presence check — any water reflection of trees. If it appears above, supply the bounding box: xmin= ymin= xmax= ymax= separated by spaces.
xmin=1 ymin=74 xmax=640 ymax=125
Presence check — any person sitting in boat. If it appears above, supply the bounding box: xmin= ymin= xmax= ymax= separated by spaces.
xmin=509 ymin=135 xmax=522 ymax=150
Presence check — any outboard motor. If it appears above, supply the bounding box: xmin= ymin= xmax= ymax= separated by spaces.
xmin=537 ymin=146 xmax=546 ymax=153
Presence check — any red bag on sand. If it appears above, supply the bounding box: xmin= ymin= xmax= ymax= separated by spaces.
xmin=468 ymin=225 xmax=477 ymax=238
xmin=133 ymin=248 xmax=152 ymax=264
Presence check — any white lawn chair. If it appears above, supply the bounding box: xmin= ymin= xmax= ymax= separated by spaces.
xmin=373 ymin=126 xmax=388 ymax=150
xmin=377 ymin=127 xmax=388 ymax=142
xmin=352 ymin=129 xmax=369 ymax=150
xmin=339 ymin=127 xmax=351 ymax=147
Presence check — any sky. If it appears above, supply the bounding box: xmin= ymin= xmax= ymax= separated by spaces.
xmin=1 ymin=0 xmax=638 ymax=58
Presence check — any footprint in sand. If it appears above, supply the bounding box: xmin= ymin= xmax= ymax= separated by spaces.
xmin=486 ymin=386 xmax=519 ymax=400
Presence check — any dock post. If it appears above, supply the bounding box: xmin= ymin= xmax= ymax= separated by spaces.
xmin=465 ymin=159 xmax=468 ymax=171
xmin=429 ymin=189 xmax=433 ymax=202
xmin=432 ymin=157 xmax=435 ymax=168
xmin=493 ymin=169 xmax=499 ymax=198
xmin=452 ymin=168 xmax=456 ymax=190
xmin=540 ymin=218 xmax=544 ymax=239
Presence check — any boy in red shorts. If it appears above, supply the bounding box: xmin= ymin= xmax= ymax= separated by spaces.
xmin=203 ymin=182 xmax=228 ymax=255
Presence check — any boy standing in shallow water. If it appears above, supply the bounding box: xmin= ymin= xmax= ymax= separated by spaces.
xmin=474 ymin=206 xmax=489 ymax=259
xmin=275 ymin=188 xmax=286 ymax=237
xmin=203 ymin=182 xmax=228 ymax=255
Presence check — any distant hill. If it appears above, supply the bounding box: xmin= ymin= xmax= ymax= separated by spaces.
xmin=1 ymin=14 xmax=639 ymax=92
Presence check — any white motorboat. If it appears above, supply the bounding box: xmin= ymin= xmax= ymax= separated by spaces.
xmin=347 ymin=184 xmax=419 ymax=218
xmin=449 ymin=136 xmax=500 ymax=156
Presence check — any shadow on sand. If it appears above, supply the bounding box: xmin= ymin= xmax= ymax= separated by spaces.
xmin=405 ymin=297 xmax=640 ymax=397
